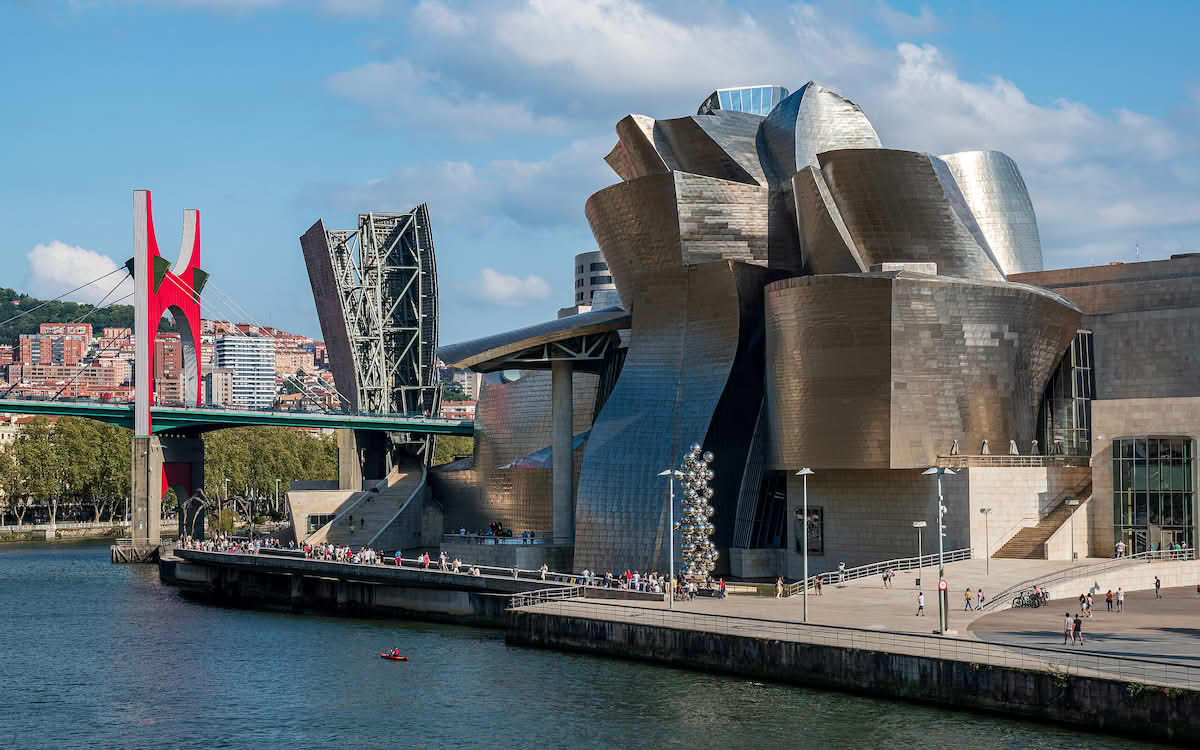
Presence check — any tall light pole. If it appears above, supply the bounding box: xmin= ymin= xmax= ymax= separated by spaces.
xmin=923 ymin=466 xmax=956 ymax=634
xmin=1066 ymin=498 xmax=1080 ymax=561
xmin=978 ymin=507 xmax=992 ymax=575
xmin=657 ymin=467 xmax=681 ymax=609
xmin=912 ymin=521 xmax=927 ymax=587
xmin=795 ymin=468 xmax=815 ymax=622
xmin=275 ymin=478 xmax=280 ymax=515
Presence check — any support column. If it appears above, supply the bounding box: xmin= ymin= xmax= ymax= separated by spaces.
xmin=552 ymin=360 xmax=574 ymax=545
xmin=130 ymin=436 xmax=163 ymax=544
xmin=337 ymin=429 xmax=363 ymax=490
xmin=162 ymin=436 xmax=205 ymax=539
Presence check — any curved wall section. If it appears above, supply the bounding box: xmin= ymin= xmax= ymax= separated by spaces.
xmin=818 ymin=149 xmax=1006 ymax=282
xmin=757 ymin=81 xmax=881 ymax=184
xmin=765 ymin=272 xmax=1081 ymax=470
xmin=939 ymin=150 xmax=1044 ymax=275
xmin=436 ymin=370 xmax=597 ymax=535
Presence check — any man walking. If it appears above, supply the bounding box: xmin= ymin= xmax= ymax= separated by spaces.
xmin=1073 ymin=613 xmax=1084 ymax=645
xmin=1155 ymin=576 xmax=1163 ymax=599
xmin=1063 ymin=612 xmax=1073 ymax=645
xmin=916 ymin=591 xmax=925 ymax=616
xmin=976 ymin=588 xmax=985 ymax=611
xmin=1117 ymin=587 xmax=1125 ymax=613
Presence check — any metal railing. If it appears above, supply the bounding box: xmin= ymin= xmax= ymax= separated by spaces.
xmin=508 ymin=586 xmax=583 ymax=608
xmin=935 ymin=455 xmax=1090 ymax=468
xmin=510 ymin=598 xmax=1200 ymax=689
xmin=442 ymin=532 xmax=551 ymax=546
xmin=1 ymin=521 xmax=131 ymax=532
xmin=115 ymin=537 xmax=172 ymax=547
xmin=981 ymin=548 xmax=1198 ymax=611
xmin=786 ymin=548 xmax=971 ymax=597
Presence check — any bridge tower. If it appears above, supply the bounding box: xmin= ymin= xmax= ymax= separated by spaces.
xmin=129 ymin=190 xmax=208 ymax=545
xmin=300 ymin=206 xmax=441 ymax=484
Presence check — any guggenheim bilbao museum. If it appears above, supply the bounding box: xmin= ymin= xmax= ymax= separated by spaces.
xmin=435 ymin=82 xmax=1200 ymax=578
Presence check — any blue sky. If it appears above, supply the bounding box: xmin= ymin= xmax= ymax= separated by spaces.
xmin=2 ymin=0 xmax=1197 ymax=344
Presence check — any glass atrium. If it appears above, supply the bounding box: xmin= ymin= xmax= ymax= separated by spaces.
xmin=1112 ymin=436 xmax=1195 ymax=552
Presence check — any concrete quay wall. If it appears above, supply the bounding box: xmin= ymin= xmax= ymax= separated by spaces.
xmin=505 ymin=610 xmax=1200 ymax=745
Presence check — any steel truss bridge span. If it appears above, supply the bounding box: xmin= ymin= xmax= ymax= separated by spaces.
xmin=0 ymin=399 xmax=473 ymax=436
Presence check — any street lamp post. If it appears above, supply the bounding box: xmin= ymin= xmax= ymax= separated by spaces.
xmin=795 ymin=468 xmax=815 ymax=622
xmin=275 ymin=478 xmax=280 ymax=515
xmin=979 ymin=507 xmax=992 ymax=576
xmin=1066 ymin=498 xmax=1080 ymax=561
xmin=657 ymin=467 xmax=681 ymax=610
xmin=922 ymin=466 xmax=956 ymax=634
xmin=912 ymin=521 xmax=927 ymax=587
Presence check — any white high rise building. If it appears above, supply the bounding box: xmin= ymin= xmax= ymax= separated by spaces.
xmin=214 ymin=335 xmax=275 ymax=409
xmin=573 ymin=250 xmax=616 ymax=306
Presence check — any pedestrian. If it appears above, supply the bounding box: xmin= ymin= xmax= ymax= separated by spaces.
xmin=1063 ymin=612 xmax=1073 ymax=645
xmin=1116 ymin=539 xmax=1126 ymax=557
xmin=815 ymin=576 xmax=823 ymax=595
xmin=1105 ymin=589 xmax=1114 ymax=611
xmin=838 ymin=561 xmax=846 ymax=585
xmin=1086 ymin=593 xmax=1094 ymax=617
xmin=1073 ymin=613 xmax=1084 ymax=645
xmin=1154 ymin=576 xmax=1162 ymax=599
xmin=916 ymin=591 xmax=925 ymax=616
xmin=1117 ymin=587 xmax=1125 ymax=613
xmin=775 ymin=576 xmax=784 ymax=599
xmin=976 ymin=588 xmax=985 ymax=611
xmin=963 ymin=587 xmax=974 ymax=610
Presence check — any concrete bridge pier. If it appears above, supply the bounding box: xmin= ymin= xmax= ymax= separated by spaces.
xmin=130 ymin=435 xmax=205 ymax=545
xmin=337 ymin=428 xmax=393 ymax=489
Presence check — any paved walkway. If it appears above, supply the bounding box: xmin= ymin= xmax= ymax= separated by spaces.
xmin=969 ymin=586 xmax=1200 ymax=665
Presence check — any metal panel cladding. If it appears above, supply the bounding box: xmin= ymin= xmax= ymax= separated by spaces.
xmin=300 ymin=219 xmax=360 ymax=412
xmin=765 ymin=272 xmax=1081 ymax=470
xmin=437 ymin=370 xmax=598 ymax=534
xmin=817 ymin=149 xmax=1007 ymax=282
xmin=938 ymin=150 xmax=1044 ymax=275
xmin=578 ymin=169 xmax=770 ymax=573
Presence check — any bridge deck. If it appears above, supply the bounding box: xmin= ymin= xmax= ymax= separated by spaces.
xmin=0 ymin=398 xmax=473 ymax=435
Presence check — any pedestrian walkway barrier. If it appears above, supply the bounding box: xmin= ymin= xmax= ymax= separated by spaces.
xmin=786 ymin=548 xmax=972 ymax=597
xmin=510 ymin=598 xmax=1200 ymax=690
xmin=508 ymin=586 xmax=583 ymax=609
xmin=980 ymin=548 xmax=1197 ymax=612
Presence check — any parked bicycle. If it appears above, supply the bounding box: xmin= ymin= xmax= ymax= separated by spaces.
xmin=1012 ymin=589 xmax=1046 ymax=608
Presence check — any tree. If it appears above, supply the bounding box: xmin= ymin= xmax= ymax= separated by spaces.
xmin=432 ymin=435 xmax=474 ymax=466
xmin=0 ymin=448 xmax=18 ymax=525
xmin=162 ymin=487 xmax=178 ymax=519
xmin=13 ymin=417 xmax=65 ymax=523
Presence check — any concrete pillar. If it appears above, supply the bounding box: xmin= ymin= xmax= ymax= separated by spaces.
xmin=130 ymin=436 xmax=163 ymax=544
xmin=552 ymin=360 xmax=574 ymax=545
xmin=162 ymin=436 xmax=205 ymax=539
xmin=337 ymin=429 xmax=363 ymax=490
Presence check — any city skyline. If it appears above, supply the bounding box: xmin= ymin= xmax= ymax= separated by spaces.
xmin=2 ymin=1 xmax=1197 ymax=346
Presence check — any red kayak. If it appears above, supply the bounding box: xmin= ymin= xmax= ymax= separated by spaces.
xmin=379 ymin=653 xmax=408 ymax=661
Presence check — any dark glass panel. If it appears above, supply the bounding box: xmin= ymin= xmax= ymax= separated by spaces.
xmin=1134 ymin=492 xmax=1147 ymax=526
xmin=1134 ymin=438 xmax=1146 ymax=460
xmin=1148 ymin=492 xmax=1161 ymax=525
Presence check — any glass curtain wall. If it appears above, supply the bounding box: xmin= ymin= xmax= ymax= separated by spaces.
xmin=1112 ymin=436 xmax=1195 ymax=552
xmin=1038 ymin=330 xmax=1094 ymax=455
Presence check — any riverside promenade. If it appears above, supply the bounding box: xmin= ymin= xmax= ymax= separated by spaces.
xmin=505 ymin=554 xmax=1200 ymax=744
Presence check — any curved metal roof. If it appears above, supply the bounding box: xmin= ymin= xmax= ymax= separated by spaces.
xmin=437 ymin=307 xmax=630 ymax=372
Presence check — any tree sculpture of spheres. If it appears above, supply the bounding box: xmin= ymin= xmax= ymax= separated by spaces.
xmin=673 ymin=443 xmax=718 ymax=577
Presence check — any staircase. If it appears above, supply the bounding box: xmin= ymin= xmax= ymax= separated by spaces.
xmin=993 ymin=479 xmax=1092 ymax=559
xmin=320 ymin=461 xmax=425 ymax=548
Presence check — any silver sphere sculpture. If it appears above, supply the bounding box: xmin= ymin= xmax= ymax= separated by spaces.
xmin=671 ymin=445 xmax=717 ymax=577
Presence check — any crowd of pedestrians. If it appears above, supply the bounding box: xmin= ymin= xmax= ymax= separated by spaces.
xmin=177 ymin=534 xmax=281 ymax=554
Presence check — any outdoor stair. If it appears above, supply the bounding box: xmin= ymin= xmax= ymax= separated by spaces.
xmin=322 ymin=464 xmax=424 ymax=548
xmin=993 ymin=479 xmax=1093 ymax=559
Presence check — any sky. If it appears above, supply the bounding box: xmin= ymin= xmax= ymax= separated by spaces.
xmin=1 ymin=0 xmax=1197 ymax=344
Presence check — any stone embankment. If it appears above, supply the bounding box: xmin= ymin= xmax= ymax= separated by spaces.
xmin=505 ymin=604 xmax=1200 ymax=745
xmin=1 ymin=521 xmax=133 ymax=543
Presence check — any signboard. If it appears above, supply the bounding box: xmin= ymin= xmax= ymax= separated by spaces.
xmin=938 ymin=579 xmax=948 ymax=591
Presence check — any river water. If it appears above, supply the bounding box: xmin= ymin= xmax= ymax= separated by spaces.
xmin=0 ymin=541 xmax=1168 ymax=749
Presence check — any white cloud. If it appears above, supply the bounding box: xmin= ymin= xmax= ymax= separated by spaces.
xmin=876 ymin=2 xmax=939 ymax=36
xmin=326 ymin=58 xmax=567 ymax=139
xmin=23 ymin=242 xmax=135 ymax=305
xmin=413 ymin=0 xmax=471 ymax=34
xmin=466 ymin=268 xmax=551 ymax=307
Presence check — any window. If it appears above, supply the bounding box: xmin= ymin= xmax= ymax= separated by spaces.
xmin=590 ymin=276 xmax=612 ymax=285
xmin=589 ymin=262 xmax=608 ymax=271
xmin=751 ymin=86 xmax=761 ymax=114
xmin=719 ymin=90 xmax=732 ymax=110
xmin=307 ymin=514 xmax=336 ymax=533
xmin=1113 ymin=436 xmax=1194 ymax=553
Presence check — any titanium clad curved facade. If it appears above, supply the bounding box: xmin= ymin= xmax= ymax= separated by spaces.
xmin=573 ymin=261 xmax=768 ymax=574
xmin=817 ymin=149 xmax=1006 ymax=282
xmin=765 ymin=272 xmax=1081 ymax=470
xmin=939 ymin=150 xmax=1044 ymax=275
xmin=792 ymin=165 xmax=866 ymax=274
xmin=435 ymin=370 xmax=598 ymax=534
xmin=756 ymin=82 xmax=881 ymax=184
xmin=606 ymin=113 xmax=766 ymax=186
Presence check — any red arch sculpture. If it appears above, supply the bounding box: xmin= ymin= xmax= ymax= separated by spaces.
xmin=132 ymin=190 xmax=206 ymax=436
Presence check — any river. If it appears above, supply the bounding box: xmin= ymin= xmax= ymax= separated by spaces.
xmin=0 ymin=541 xmax=1168 ymax=749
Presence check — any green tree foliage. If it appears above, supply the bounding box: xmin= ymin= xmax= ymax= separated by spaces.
xmin=0 ymin=286 xmax=175 ymax=347
xmin=432 ymin=435 xmax=474 ymax=466
xmin=440 ymin=382 xmax=472 ymax=402
xmin=201 ymin=427 xmax=337 ymax=512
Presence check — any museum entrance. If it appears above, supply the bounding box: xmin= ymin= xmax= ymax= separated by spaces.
xmin=1112 ymin=436 xmax=1195 ymax=553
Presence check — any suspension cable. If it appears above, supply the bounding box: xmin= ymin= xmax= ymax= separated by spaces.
xmin=0 ymin=267 xmax=126 ymax=329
